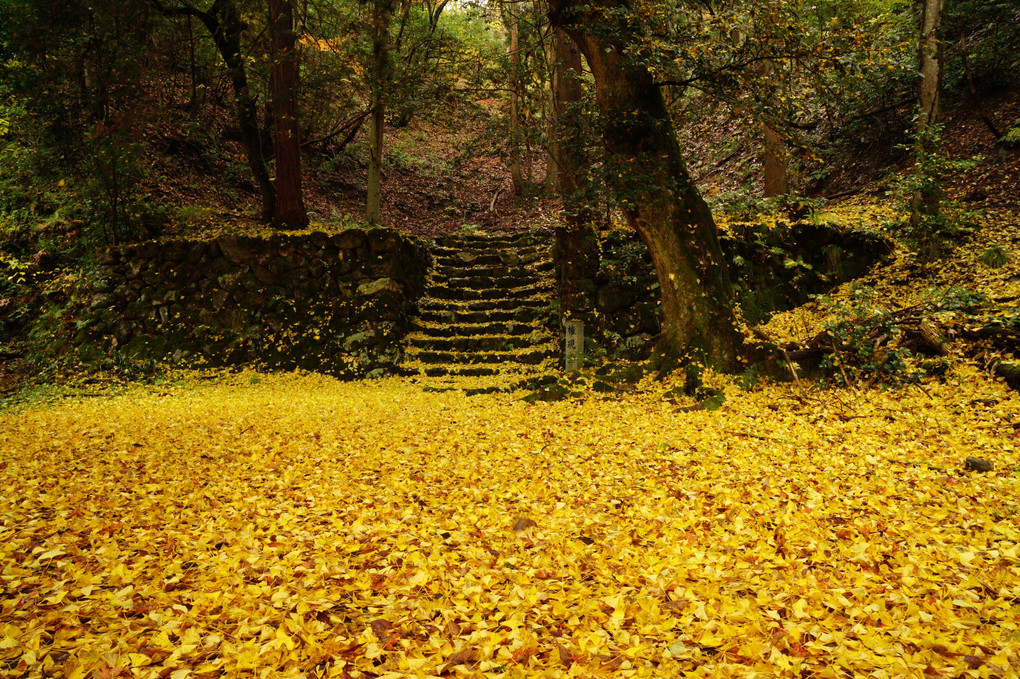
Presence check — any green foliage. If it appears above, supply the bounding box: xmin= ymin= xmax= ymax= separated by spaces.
xmin=980 ymin=244 xmax=1010 ymax=269
xmin=944 ymin=1 xmax=1020 ymax=93
xmin=735 ymin=364 xmax=763 ymax=391
xmin=888 ymin=125 xmax=982 ymax=264
xmin=929 ymin=285 xmax=988 ymax=312
xmin=1002 ymin=120 xmax=1020 ymax=147
xmin=599 ymin=229 xmax=648 ymax=282
xmin=709 ymin=187 xmax=780 ymax=221
xmin=817 ymin=285 xmax=915 ymax=386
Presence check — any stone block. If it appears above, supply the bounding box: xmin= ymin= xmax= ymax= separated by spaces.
xmin=367 ymin=228 xmax=401 ymax=254
xmin=357 ymin=277 xmax=402 ymax=298
xmin=218 ymin=236 xmax=259 ymax=264
xmin=333 ymin=229 xmax=366 ymax=251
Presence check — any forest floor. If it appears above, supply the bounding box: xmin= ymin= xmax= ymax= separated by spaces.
xmin=1 ymin=368 xmax=1018 ymax=678
xmin=1 ymin=85 xmax=1019 ymax=678
xmin=2 ymin=181 xmax=1020 ymax=676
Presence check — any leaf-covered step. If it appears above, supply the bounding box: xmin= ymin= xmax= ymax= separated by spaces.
xmin=417 ymin=307 xmax=545 ymax=324
xmin=432 ymin=252 xmax=506 ymax=267
xmin=400 ymin=363 xmax=503 ymax=377
xmin=435 ymin=259 xmax=554 ymax=279
xmin=428 ymin=281 xmax=553 ymax=302
xmin=411 ymin=320 xmax=539 ymax=337
xmin=432 ymin=241 xmax=550 ymax=257
xmin=405 ymin=333 xmax=551 ymax=352
xmin=401 ymin=361 xmax=553 ymax=377
xmin=432 ymin=248 xmax=550 ymax=268
xmin=442 ymin=273 xmax=544 ymax=290
xmin=420 ymin=296 xmax=549 ymax=313
xmin=436 ymin=232 xmax=548 ymax=249
xmin=404 ymin=347 xmax=556 ymax=365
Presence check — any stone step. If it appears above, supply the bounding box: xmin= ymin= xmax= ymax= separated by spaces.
xmin=434 ymin=260 xmax=555 ymax=279
xmin=440 ymin=273 xmax=544 ymax=290
xmin=402 ymin=364 xmax=503 ymax=377
xmin=406 ymin=229 xmax=556 ymax=381
xmin=403 ymin=364 xmax=559 ymax=381
xmin=418 ymin=307 xmax=545 ymax=325
xmin=420 ymin=297 xmax=549 ymax=313
xmin=404 ymin=347 xmax=556 ymax=366
xmin=432 ymin=248 xmax=550 ymax=268
xmin=428 ymin=281 xmax=552 ymax=302
xmin=436 ymin=232 xmax=549 ymax=248
xmin=405 ymin=333 xmax=551 ymax=352
xmin=433 ymin=248 xmax=551 ymax=263
xmin=415 ymin=372 xmax=557 ymax=396
xmin=432 ymin=252 xmax=504 ymax=267
xmin=412 ymin=320 xmax=538 ymax=337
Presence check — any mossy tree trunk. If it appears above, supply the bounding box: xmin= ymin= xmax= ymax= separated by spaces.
xmin=268 ymin=0 xmax=308 ymax=229
xmin=763 ymin=125 xmax=788 ymax=198
xmin=911 ymin=0 xmax=946 ymax=227
xmin=367 ymin=0 xmax=394 ymax=225
xmin=550 ymin=28 xmax=599 ymax=320
xmin=548 ymin=0 xmax=740 ymax=369
xmin=508 ymin=7 xmax=524 ymax=195
xmin=152 ymin=0 xmax=277 ymax=222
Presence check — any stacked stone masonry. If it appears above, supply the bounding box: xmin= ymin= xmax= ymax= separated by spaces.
xmin=80 ymin=228 xmax=430 ymax=377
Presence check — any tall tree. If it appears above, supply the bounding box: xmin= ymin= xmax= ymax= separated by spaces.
xmin=507 ymin=3 xmax=525 ymax=194
xmin=366 ymin=0 xmax=395 ymax=225
xmin=911 ymin=0 xmax=946 ymax=227
xmin=152 ymin=0 xmax=277 ymax=222
xmin=548 ymin=0 xmax=740 ymax=369
xmin=542 ymin=22 xmax=559 ymax=193
xmin=268 ymin=0 xmax=309 ymax=229
xmin=550 ymin=27 xmax=599 ymax=321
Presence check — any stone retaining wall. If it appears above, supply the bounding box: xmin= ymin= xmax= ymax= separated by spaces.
xmin=593 ymin=221 xmax=892 ymax=358
xmin=78 ymin=228 xmax=430 ymax=376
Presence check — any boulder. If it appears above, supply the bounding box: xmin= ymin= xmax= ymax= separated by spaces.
xmin=368 ymin=228 xmax=402 ymax=254
xmin=357 ymin=277 xmax=402 ymax=298
xmin=333 ymin=229 xmax=366 ymax=251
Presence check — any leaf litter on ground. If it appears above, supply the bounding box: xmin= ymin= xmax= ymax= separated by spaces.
xmin=1 ymin=367 xmax=1019 ymax=678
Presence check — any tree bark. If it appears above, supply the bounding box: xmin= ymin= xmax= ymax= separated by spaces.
xmin=543 ymin=25 xmax=559 ymax=193
xmin=268 ymin=0 xmax=309 ymax=229
xmin=152 ymin=0 xmax=277 ymax=222
xmin=550 ymin=28 xmax=598 ymax=320
xmin=760 ymin=57 xmax=788 ymax=198
xmin=366 ymin=0 xmax=393 ymax=225
xmin=911 ymin=0 xmax=946 ymax=225
xmin=763 ymin=124 xmax=788 ymax=197
xmin=508 ymin=8 xmax=524 ymax=194
xmin=548 ymin=0 xmax=740 ymax=369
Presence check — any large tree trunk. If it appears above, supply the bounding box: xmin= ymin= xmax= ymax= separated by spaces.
xmin=508 ymin=8 xmax=524 ymax=194
xmin=911 ymin=0 xmax=946 ymax=226
xmin=550 ymin=28 xmax=599 ymax=320
xmin=761 ymin=58 xmax=788 ymax=198
xmin=268 ymin=0 xmax=308 ymax=229
xmin=543 ymin=26 xmax=559 ymax=194
xmin=548 ymin=0 xmax=740 ymax=369
xmin=366 ymin=0 xmax=393 ymax=225
xmin=763 ymin=124 xmax=788 ymax=197
xmin=155 ymin=0 xmax=277 ymax=222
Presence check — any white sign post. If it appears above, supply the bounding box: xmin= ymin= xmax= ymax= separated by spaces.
xmin=565 ymin=319 xmax=584 ymax=372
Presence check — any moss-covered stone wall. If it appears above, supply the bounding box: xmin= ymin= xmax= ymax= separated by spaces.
xmin=594 ymin=221 xmax=892 ymax=357
xmin=78 ymin=228 xmax=430 ymax=376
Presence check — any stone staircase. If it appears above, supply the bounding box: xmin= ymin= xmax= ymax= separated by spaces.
xmin=402 ymin=230 xmax=559 ymax=392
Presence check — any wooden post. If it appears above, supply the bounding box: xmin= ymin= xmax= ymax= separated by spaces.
xmin=565 ymin=319 xmax=584 ymax=372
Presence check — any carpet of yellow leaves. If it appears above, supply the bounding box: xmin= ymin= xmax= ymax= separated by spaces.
xmin=2 ymin=369 xmax=1019 ymax=678
xmin=762 ymin=205 xmax=1020 ymax=344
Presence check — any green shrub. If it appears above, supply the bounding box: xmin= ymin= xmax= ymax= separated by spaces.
xmin=980 ymin=244 xmax=1010 ymax=269
xmin=817 ymin=285 xmax=914 ymax=386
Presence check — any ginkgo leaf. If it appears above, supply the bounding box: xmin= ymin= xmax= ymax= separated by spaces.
xmin=0 ymin=370 xmax=1017 ymax=677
